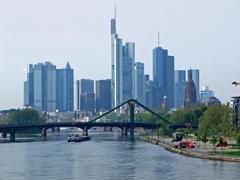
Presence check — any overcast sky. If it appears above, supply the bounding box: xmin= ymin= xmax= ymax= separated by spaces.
xmin=0 ymin=0 xmax=240 ymax=109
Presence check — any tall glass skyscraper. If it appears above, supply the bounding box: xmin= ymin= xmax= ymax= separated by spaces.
xmin=111 ymin=8 xmax=135 ymax=108
xmin=188 ymin=69 xmax=200 ymax=101
xmin=174 ymin=70 xmax=186 ymax=108
xmin=121 ymin=42 xmax=135 ymax=102
xmin=56 ymin=62 xmax=74 ymax=112
xmin=96 ymin=79 xmax=111 ymax=112
xmin=24 ymin=64 xmax=34 ymax=107
xmin=76 ymin=79 xmax=95 ymax=112
xmin=153 ymin=47 xmax=174 ymax=109
xmin=24 ymin=62 xmax=74 ymax=112
xmin=135 ymin=62 xmax=145 ymax=104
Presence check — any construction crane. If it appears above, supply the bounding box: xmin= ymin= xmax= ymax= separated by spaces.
xmin=232 ymin=81 xmax=240 ymax=86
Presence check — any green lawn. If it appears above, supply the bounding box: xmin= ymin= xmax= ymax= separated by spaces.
xmin=216 ymin=151 xmax=240 ymax=157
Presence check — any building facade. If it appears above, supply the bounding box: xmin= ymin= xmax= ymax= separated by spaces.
xmin=153 ymin=47 xmax=174 ymax=109
xmin=24 ymin=62 xmax=74 ymax=112
xmin=56 ymin=62 xmax=74 ymax=112
xmin=135 ymin=62 xmax=145 ymax=104
xmin=188 ymin=69 xmax=200 ymax=101
xmin=95 ymin=79 xmax=111 ymax=112
xmin=184 ymin=69 xmax=197 ymax=108
xmin=174 ymin=70 xmax=186 ymax=108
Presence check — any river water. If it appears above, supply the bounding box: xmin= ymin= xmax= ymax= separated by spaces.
xmin=0 ymin=130 xmax=240 ymax=180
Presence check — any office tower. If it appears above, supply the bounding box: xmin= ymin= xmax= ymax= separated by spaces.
xmin=24 ymin=64 xmax=34 ymax=107
xmin=135 ymin=62 xmax=145 ymax=104
xmin=111 ymin=7 xmax=122 ymax=108
xmin=96 ymin=79 xmax=111 ymax=112
xmin=110 ymin=7 xmax=135 ymax=108
xmin=43 ymin=62 xmax=57 ymax=112
xmin=184 ymin=69 xmax=197 ymax=108
xmin=80 ymin=93 xmax=95 ymax=113
xmin=76 ymin=80 xmax=80 ymax=111
xmin=174 ymin=70 xmax=186 ymax=108
xmin=33 ymin=63 xmax=44 ymax=111
xmin=56 ymin=62 xmax=74 ymax=112
xmin=78 ymin=79 xmax=95 ymax=112
xmin=153 ymin=46 xmax=175 ymax=109
xmin=121 ymin=42 xmax=135 ymax=102
xmin=188 ymin=69 xmax=200 ymax=101
xmin=200 ymin=86 xmax=214 ymax=102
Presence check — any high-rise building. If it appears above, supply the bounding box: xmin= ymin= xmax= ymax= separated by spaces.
xmin=184 ymin=69 xmax=197 ymax=108
xmin=80 ymin=93 xmax=95 ymax=113
xmin=111 ymin=8 xmax=135 ymax=108
xmin=56 ymin=62 xmax=74 ymax=112
xmin=77 ymin=79 xmax=95 ymax=112
xmin=33 ymin=63 xmax=44 ymax=111
xmin=76 ymin=80 xmax=80 ymax=111
xmin=96 ymin=79 xmax=111 ymax=112
xmin=121 ymin=42 xmax=135 ymax=102
xmin=200 ymin=86 xmax=214 ymax=103
xmin=43 ymin=62 xmax=57 ymax=112
xmin=111 ymin=8 xmax=121 ymax=108
xmin=188 ymin=69 xmax=200 ymax=101
xmin=174 ymin=70 xmax=186 ymax=108
xmin=153 ymin=47 xmax=174 ymax=109
xmin=24 ymin=64 xmax=34 ymax=107
xmin=135 ymin=62 xmax=145 ymax=104
xmin=25 ymin=62 xmax=74 ymax=113
xmin=33 ymin=62 xmax=57 ymax=112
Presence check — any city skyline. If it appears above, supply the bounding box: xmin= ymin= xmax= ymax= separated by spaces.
xmin=1 ymin=0 xmax=240 ymax=109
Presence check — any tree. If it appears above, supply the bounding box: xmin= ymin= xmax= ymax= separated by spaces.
xmin=235 ymin=134 xmax=240 ymax=145
xmin=3 ymin=108 xmax=44 ymax=125
xmin=201 ymin=132 xmax=208 ymax=149
xmin=199 ymin=104 xmax=234 ymax=137
xmin=210 ymin=136 xmax=217 ymax=151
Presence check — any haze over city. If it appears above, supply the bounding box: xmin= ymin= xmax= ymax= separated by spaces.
xmin=0 ymin=0 xmax=240 ymax=109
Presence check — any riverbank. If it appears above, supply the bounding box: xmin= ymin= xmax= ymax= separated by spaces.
xmin=142 ymin=135 xmax=240 ymax=163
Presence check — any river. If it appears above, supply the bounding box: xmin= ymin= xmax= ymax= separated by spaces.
xmin=0 ymin=130 xmax=240 ymax=180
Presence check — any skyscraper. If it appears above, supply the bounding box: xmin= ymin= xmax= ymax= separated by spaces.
xmin=135 ymin=62 xmax=145 ymax=104
xmin=24 ymin=64 xmax=34 ymax=107
xmin=121 ymin=42 xmax=135 ymax=102
xmin=188 ymin=69 xmax=200 ymax=101
xmin=184 ymin=69 xmax=197 ymax=108
xmin=153 ymin=46 xmax=175 ymax=109
xmin=111 ymin=7 xmax=121 ymax=108
xmin=77 ymin=79 xmax=95 ymax=112
xmin=56 ymin=62 xmax=74 ymax=112
xmin=76 ymin=80 xmax=80 ymax=111
xmin=33 ymin=62 xmax=57 ymax=112
xmin=33 ymin=63 xmax=44 ymax=111
xmin=96 ymin=79 xmax=111 ymax=112
xmin=111 ymin=7 xmax=135 ymax=108
xmin=174 ymin=70 xmax=186 ymax=108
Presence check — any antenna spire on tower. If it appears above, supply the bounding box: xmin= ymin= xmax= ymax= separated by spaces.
xmin=157 ymin=32 xmax=160 ymax=47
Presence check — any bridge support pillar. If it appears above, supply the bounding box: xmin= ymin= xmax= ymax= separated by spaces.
xmin=1 ymin=132 xmax=7 ymax=138
xmin=10 ymin=130 xmax=15 ymax=142
xmin=123 ymin=127 xmax=128 ymax=136
xmin=41 ymin=128 xmax=47 ymax=140
xmin=129 ymin=100 xmax=135 ymax=141
xmin=83 ymin=127 xmax=88 ymax=136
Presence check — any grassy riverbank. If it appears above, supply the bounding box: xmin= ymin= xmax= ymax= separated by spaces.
xmin=142 ymin=135 xmax=240 ymax=162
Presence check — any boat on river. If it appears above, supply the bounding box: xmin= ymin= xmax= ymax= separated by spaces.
xmin=67 ymin=134 xmax=91 ymax=142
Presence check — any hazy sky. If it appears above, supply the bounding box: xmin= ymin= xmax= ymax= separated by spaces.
xmin=0 ymin=0 xmax=240 ymax=109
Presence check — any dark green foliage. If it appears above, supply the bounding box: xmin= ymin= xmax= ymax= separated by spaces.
xmin=236 ymin=134 xmax=240 ymax=145
xmin=2 ymin=108 xmax=44 ymax=125
xmin=198 ymin=104 xmax=234 ymax=137
xmin=170 ymin=104 xmax=207 ymax=126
